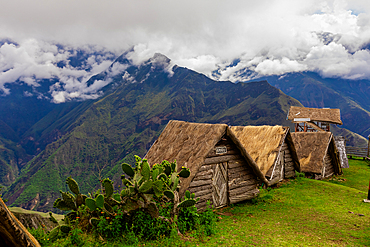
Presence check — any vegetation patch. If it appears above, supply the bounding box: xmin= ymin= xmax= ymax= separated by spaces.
xmin=28 ymin=158 xmax=370 ymax=246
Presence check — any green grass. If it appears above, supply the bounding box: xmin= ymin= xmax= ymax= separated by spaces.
xmin=32 ymin=159 xmax=370 ymax=246
xmin=326 ymin=158 xmax=370 ymax=192
xmin=148 ymin=159 xmax=370 ymax=246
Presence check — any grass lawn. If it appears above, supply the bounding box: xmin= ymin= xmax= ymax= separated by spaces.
xmin=17 ymin=158 xmax=370 ymax=246
xmin=164 ymin=158 xmax=370 ymax=247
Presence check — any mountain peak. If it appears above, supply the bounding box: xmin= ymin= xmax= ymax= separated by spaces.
xmin=148 ymin=53 xmax=171 ymax=69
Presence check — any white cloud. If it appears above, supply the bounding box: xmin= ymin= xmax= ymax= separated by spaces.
xmin=0 ymin=39 xmax=115 ymax=101
xmin=1 ymin=0 xmax=370 ymax=100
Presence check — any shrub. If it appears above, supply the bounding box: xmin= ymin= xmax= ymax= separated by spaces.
xmin=28 ymin=227 xmax=50 ymax=246
xmin=178 ymin=204 xmax=199 ymax=233
xmin=198 ymin=202 xmax=217 ymax=236
xmin=130 ymin=210 xmax=172 ymax=240
xmin=48 ymin=155 xmax=216 ymax=245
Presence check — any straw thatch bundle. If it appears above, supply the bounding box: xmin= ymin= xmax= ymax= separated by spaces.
xmin=291 ymin=132 xmax=341 ymax=176
xmin=229 ymin=125 xmax=288 ymax=176
xmin=0 ymin=197 xmax=41 ymax=247
xmin=145 ymin=120 xmax=228 ymax=197
xmin=287 ymin=106 xmax=342 ymax=125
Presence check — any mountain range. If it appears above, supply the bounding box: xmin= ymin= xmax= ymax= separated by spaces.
xmin=0 ymin=52 xmax=368 ymax=212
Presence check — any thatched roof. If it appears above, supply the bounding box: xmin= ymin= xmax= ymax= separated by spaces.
xmin=287 ymin=106 xmax=343 ymax=125
xmin=144 ymin=120 xmax=267 ymax=197
xmin=0 ymin=197 xmax=41 ymax=247
xmin=291 ymin=132 xmax=341 ymax=174
xmin=229 ymin=125 xmax=300 ymax=176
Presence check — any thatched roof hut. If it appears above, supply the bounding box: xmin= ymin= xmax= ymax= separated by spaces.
xmin=287 ymin=106 xmax=343 ymax=125
xmin=229 ymin=125 xmax=300 ymax=186
xmin=0 ymin=197 xmax=41 ymax=247
xmin=291 ymin=132 xmax=342 ymax=179
xmin=145 ymin=120 xmax=267 ymax=209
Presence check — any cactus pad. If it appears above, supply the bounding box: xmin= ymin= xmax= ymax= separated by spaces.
xmin=178 ymin=168 xmax=190 ymax=178
xmin=177 ymin=199 xmax=197 ymax=208
xmin=49 ymin=226 xmax=60 ymax=242
xmin=95 ymin=194 xmax=105 ymax=208
xmin=164 ymin=165 xmax=171 ymax=176
xmin=185 ymin=190 xmax=191 ymax=199
xmin=60 ymin=225 xmax=72 ymax=234
xmin=164 ymin=190 xmax=175 ymax=199
xmin=104 ymin=202 xmax=114 ymax=213
xmin=66 ymin=177 xmax=80 ymax=195
xmin=141 ymin=159 xmax=150 ymax=180
xmin=139 ymin=180 xmax=153 ymax=193
xmin=53 ymin=198 xmax=71 ymax=211
xmin=157 ymin=173 xmax=167 ymax=181
xmin=122 ymin=163 xmax=135 ymax=177
xmin=171 ymin=161 xmax=177 ymax=172
xmin=85 ymin=198 xmax=97 ymax=211
xmin=102 ymin=178 xmax=114 ymax=198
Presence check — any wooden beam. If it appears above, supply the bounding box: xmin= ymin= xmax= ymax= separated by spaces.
xmin=305 ymin=121 xmax=325 ymax=132
xmin=204 ymin=155 xmax=241 ymax=165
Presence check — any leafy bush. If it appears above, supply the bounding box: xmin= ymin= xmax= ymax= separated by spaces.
xmin=295 ymin=171 xmax=305 ymax=178
xmin=96 ymin=210 xmax=126 ymax=240
xmin=28 ymin=227 xmax=50 ymax=246
xmin=46 ymin=155 xmax=217 ymax=245
xmin=62 ymin=228 xmax=84 ymax=247
xmin=130 ymin=210 xmax=172 ymax=240
xmin=178 ymin=201 xmax=217 ymax=237
xmin=198 ymin=202 xmax=217 ymax=236
xmin=178 ymin=205 xmax=199 ymax=233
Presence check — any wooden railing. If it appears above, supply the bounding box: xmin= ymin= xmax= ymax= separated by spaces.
xmin=346 ymin=146 xmax=369 ymax=159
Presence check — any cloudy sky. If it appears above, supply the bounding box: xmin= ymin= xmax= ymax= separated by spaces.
xmin=1 ymin=0 xmax=370 ymax=102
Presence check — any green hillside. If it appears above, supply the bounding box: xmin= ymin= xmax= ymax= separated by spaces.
xmin=4 ymin=54 xmax=303 ymax=212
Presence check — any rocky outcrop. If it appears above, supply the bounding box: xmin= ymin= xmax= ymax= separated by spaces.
xmin=12 ymin=211 xmax=58 ymax=232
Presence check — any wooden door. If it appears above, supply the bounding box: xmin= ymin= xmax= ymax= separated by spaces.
xmin=212 ymin=162 xmax=228 ymax=208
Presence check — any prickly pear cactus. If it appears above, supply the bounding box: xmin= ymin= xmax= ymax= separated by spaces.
xmin=85 ymin=198 xmax=97 ymax=211
xmin=177 ymin=199 xmax=197 ymax=208
xmin=102 ymin=178 xmax=114 ymax=198
xmin=66 ymin=176 xmax=80 ymax=195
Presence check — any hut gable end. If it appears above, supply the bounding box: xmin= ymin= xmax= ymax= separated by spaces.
xmin=288 ymin=106 xmax=343 ymax=125
xmin=291 ymin=132 xmax=342 ymax=177
xmin=144 ymin=120 xmax=228 ymax=198
xmin=145 ymin=120 xmax=265 ymax=209
xmin=229 ymin=125 xmax=301 ymax=186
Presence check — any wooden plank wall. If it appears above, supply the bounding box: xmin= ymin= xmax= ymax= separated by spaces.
xmin=188 ymin=163 xmax=214 ymax=210
xmin=228 ymin=159 xmax=259 ymax=204
xmin=266 ymin=141 xmax=296 ymax=186
xmin=323 ymin=152 xmax=334 ymax=178
xmin=283 ymin=142 xmax=295 ymax=178
xmin=188 ymin=136 xmax=259 ymax=210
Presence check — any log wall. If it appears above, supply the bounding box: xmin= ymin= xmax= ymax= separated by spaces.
xmin=266 ymin=141 xmax=296 ymax=185
xmin=283 ymin=142 xmax=295 ymax=178
xmin=227 ymin=159 xmax=259 ymax=204
xmin=188 ymin=135 xmax=259 ymax=210
xmin=323 ymin=152 xmax=334 ymax=178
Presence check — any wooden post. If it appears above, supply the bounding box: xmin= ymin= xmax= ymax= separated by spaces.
xmin=304 ymin=123 xmax=307 ymax=132
xmin=367 ymin=135 xmax=370 ymax=158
